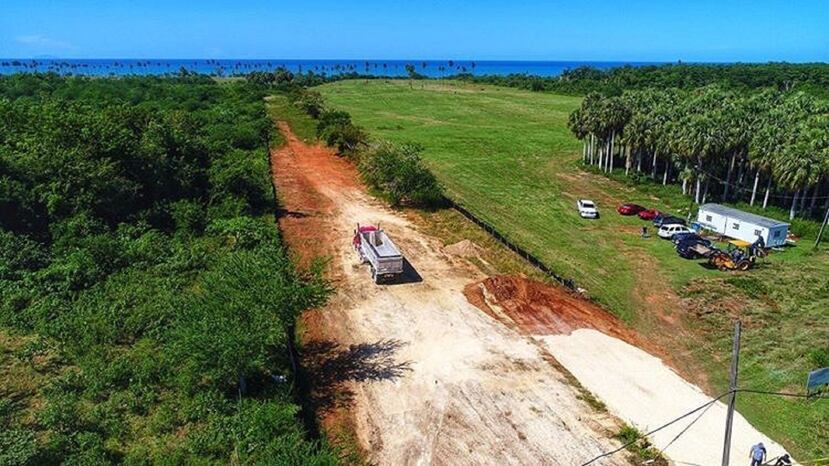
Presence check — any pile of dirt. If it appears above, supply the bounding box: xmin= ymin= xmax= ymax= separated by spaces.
xmin=444 ymin=239 xmax=483 ymax=258
xmin=466 ymin=275 xmax=642 ymax=346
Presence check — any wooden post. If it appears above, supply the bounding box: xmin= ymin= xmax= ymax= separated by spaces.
xmin=721 ymin=320 xmax=741 ymax=466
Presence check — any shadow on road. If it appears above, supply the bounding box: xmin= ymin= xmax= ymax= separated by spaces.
xmin=276 ymin=207 xmax=311 ymax=219
xmin=303 ymin=339 xmax=412 ymax=414
xmin=383 ymin=258 xmax=422 ymax=285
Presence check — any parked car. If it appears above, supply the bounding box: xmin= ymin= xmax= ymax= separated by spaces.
xmin=577 ymin=199 xmax=599 ymax=219
xmin=638 ymin=208 xmax=660 ymax=220
xmin=658 ymin=224 xmax=693 ymax=239
xmin=672 ymin=232 xmax=705 ymax=245
xmin=617 ymin=203 xmax=647 ymax=216
xmin=653 ymin=214 xmax=687 ymax=227
xmin=676 ymin=237 xmax=714 ymax=259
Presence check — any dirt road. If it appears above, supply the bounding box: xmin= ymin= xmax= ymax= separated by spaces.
xmin=271 ymin=122 xmax=627 ymax=465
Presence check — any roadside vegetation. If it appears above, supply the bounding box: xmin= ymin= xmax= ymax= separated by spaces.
xmin=267 ymin=87 xmax=445 ymax=210
xmin=0 ymin=74 xmax=337 ymax=464
xmin=317 ymin=79 xmax=828 ymax=457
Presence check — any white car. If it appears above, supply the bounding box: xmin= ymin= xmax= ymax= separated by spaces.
xmin=657 ymin=224 xmax=692 ymax=239
xmin=577 ymin=199 xmax=599 ymax=218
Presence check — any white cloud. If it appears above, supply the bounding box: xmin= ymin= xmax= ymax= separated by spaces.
xmin=15 ymin=34 xmax=75 ymax=51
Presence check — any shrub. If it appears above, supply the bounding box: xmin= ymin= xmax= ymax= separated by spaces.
xmin=207 ymin=216 xmax=277 ymax=250
xmin=316 ymin=110 xmax=367 ymax=157
xmin=359 ymin=142 xmax=445 ymax=208
xmin=294 ymin=89 xmax=325 ymax=119
xmin=0 ymin=429 xmax=38 ymax=466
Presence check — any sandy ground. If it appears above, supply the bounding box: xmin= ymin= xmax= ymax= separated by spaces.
xmin=468 ymin=276 xmax=793 ymax=465
xmin=538 ymin=330 xmax=791 ymax=465
xmin=271 ymin=122 xmax=627 ymax=465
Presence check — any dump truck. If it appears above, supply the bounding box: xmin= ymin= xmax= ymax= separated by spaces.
xmin=353 ymin=224 xmax=404 ymax=284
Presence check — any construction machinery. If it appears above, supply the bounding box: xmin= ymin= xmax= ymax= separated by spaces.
xmin=707 ymin=240 xmax=759 ymax=271
xmin=353 ymin=224 xmax=404 ymax=284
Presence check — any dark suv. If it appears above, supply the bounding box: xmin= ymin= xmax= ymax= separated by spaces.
xmin=653 ymin=214 xmax=687 ymax=227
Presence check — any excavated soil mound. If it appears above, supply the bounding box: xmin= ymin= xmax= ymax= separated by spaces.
xmin=466 ymin=275 xmax=642 ymax=346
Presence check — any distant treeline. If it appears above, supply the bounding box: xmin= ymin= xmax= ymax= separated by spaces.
xmin=0 ymin=74 xmax=338 ymax=464
xmin=452 ymin=63 xmax=829 ymax=97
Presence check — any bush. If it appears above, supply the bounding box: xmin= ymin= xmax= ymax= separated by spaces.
xmin=316 ymin=110 xmax=367 ymax=157
xmin=207 ymin=216 xmax=277 ymax=250
xmin=294 ymin=89 xmax=325 ymax=119
xmin=0 ymin=76 xmax=336 ymax=463
xmin=166 ymin=245 xmax=328 ymax=393
xmin=0 ymin=429 xmax=38 ymax=466
xmin=359 ymin=142 xmax=445 ymax=208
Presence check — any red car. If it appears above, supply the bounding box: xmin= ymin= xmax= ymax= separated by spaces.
xmin=638 ymin=208 xmax=661 ymax=220
xmin=617 ymin=203 xmax=647 ymax=216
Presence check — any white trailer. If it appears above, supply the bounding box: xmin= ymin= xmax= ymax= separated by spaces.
xmin=353 ymin=224 xmax=404 ymax=284
xmin=696 ymin=203 xmax=789 ymax=247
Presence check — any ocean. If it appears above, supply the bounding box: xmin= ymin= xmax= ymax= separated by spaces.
xmin=0 ymin=59 xmax=661 ymax=78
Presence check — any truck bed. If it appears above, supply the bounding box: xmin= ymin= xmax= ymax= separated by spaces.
xmin=365 ymin=235 xmax=402 ymax=258
xmin=357 ymin=229 xmax=404 ymax=282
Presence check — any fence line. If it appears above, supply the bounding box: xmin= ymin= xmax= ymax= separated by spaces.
xmin=447 ymin=199 xmax=579 ymax=292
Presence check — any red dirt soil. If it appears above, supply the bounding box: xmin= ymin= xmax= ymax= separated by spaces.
xmin=271 ymin=121 xmax=358 ymax=269
xmin=270 ymin=122 xmax=369 ymax=455
xmin=465 ymin=275 xmax=657 ymax=354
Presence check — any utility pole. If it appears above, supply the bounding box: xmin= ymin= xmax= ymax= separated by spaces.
xmin=721 ymin=320 xmax=742 ymax=466
xmin=815 ymin=205 xmax=829 ymax=250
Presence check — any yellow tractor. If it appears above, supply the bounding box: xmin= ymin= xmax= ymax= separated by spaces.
xmin=708 ymin=240 xmax=757 ymax=271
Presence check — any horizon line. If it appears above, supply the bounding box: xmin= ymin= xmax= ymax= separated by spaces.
xmin=3 ymin=58 xmax=828 ymax=65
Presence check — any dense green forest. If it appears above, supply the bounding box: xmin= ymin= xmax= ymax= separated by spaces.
xmin=455 ymin=63 xmax=829 ymax=97
xmin=567 ymin=86 xmax=829 ymax=228
xmin=0 ymin=74 xmax=337 ymax=464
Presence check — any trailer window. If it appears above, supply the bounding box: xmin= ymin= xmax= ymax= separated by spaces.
xmin=773 ymin=230 xmax=782 ymax=238
xmin=732 ymin=223 xmax=740 ymax=230
xmin=754 ymin=229 xmax=762 ymax=236
xmin=705 ymin=215 xmax=712 ymax=222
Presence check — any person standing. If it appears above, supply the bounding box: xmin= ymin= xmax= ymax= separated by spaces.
xmin=749 ymin=442 xmax=767 ymax=466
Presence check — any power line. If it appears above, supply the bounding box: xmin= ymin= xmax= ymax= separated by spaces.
xmin=737 ymin=388 xmax=829 ymax=400
xmin=580 ymin=388 xmax=827 ymax=465
xmin=695 ymin=167 xmax=829 ymax=201
xmin=658 ymin=396 xmax=716 ymax=454
xmin=580 ymin=391 xmax=732 ymax=466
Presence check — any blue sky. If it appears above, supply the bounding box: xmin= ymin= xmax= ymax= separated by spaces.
xmin=1 ymin=0 xmax=827 ymax=61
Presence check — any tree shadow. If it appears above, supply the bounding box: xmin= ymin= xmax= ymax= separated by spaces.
xmin=302 ymin=339 xmax=412 ymax=414
xmin=276 ymin=208 xmax=311 ymax=219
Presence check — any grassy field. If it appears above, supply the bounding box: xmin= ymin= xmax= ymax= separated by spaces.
xmin=313 ymin=79 xmax=829 ymax=457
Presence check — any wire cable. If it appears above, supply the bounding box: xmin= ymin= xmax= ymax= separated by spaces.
xmin=694 ymin=167 xmax=829 ymax=201
xmin=737 ymin=388 xmax=829 ymax=400
xmin=657 ymin=395 xmax=717 ymax=455
xmin=580 ymin=388 xmax=827 ymax=465
xmin=580 ymin=391 xmax=733 ymax=466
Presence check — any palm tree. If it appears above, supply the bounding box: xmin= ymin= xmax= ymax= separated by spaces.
xmin=775 ymin=128 xmax=823 ymax=219
xmin=568 ymin=108 xmax=589 ymax=163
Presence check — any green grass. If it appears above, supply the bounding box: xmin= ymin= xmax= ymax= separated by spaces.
xmin=315 ymin=79 xmax=829 ymax=457
xmin=318 ymin=80 xmax=712 ymax=320
xmin=265 ymin=94 xmax=317 ymax=144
